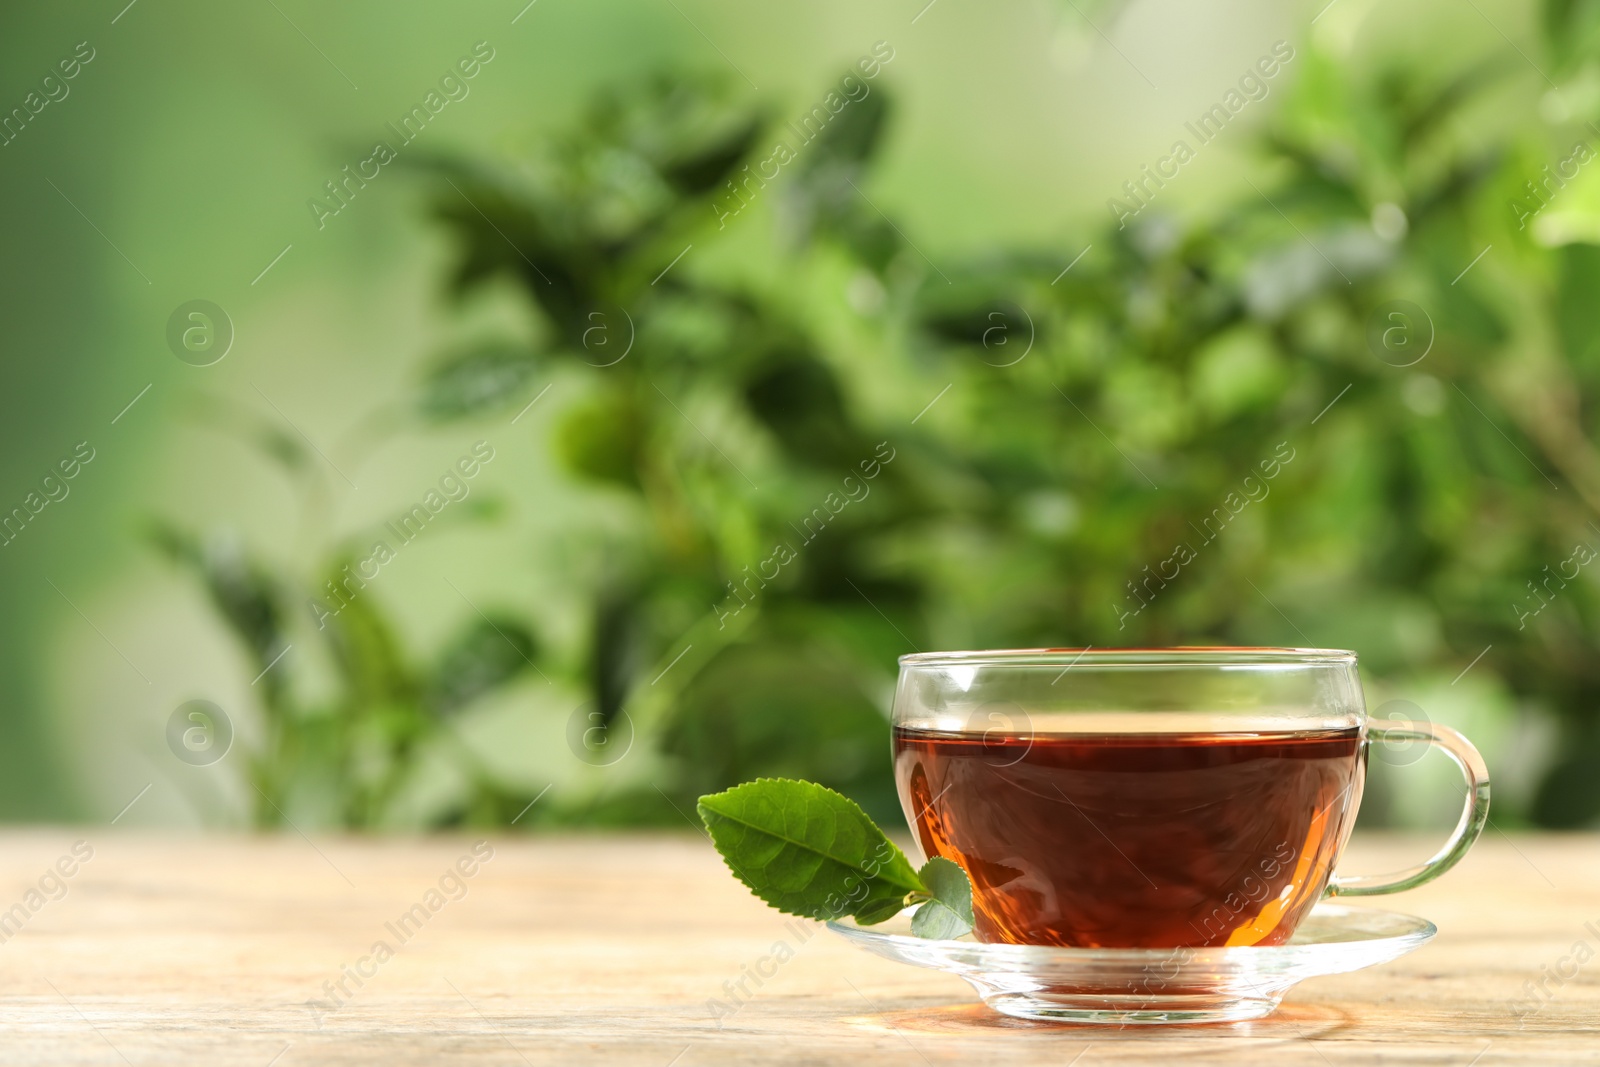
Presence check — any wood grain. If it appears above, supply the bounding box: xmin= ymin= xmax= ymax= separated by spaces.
xmin=0 ymin=831 xmax=1591 ymax=1065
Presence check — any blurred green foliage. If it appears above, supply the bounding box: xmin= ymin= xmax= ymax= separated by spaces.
xmin=160 ymin=20 xmax=1600 ymax=830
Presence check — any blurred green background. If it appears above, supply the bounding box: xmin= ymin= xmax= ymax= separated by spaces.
xmin=2 ymin=0 xmax=1597 ymax=831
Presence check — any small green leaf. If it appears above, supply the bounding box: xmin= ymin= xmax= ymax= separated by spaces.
xmin=697 ymin=778 xmax=923 ymax=924
xmin=908 ymin=856 xmax=975 ymax=940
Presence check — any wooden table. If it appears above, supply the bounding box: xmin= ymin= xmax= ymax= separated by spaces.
xmin=0 ymin=830 xmax=1592 ymax=1065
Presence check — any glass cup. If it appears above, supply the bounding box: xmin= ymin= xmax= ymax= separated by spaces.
xmin=891 ymin=647 xmax=1489 ymax=949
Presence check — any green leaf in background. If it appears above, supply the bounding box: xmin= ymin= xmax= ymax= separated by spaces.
xmin=656 ymin=114 xmax=763 ymax=197
xmin=148 ymin=522 xmax=288 ymax=696
xmin=424 ymin=616 xmax=539 ymax=717
xmin=1542 ymin=0 xmax=1600 ymax=76
xmin=780 ymin=79 xmax=898 ymax=266
xmin=697 ymin=778 xmax=925 ymax=925
xmin=419 ymin=340 xmax=542 ymax=421
xmin=909 ymin=856 xmax=975 ymax=939
xmin=553 ymin=389 xmax=645 ymax=487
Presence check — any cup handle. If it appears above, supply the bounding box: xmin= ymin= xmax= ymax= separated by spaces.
xmin=1325 ymin=720 xmax=1491 ymax=898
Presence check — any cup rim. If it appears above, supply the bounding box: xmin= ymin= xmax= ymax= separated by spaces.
xmin=898 ymin=646 xmax=1357 ymax=668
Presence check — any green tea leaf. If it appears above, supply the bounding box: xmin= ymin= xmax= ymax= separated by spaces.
xmin=909 ymin=856 xmax=975 ymax=940
xmin=853 ymin=896 xmax=909 ymax=926
xmin=697 ymin=778 xmax=923 ymax=924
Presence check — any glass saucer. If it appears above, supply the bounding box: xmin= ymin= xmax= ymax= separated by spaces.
xmin=826 ymin=902 xmax=1435 ymax=1025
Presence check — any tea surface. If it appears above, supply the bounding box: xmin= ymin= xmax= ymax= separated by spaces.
xmin=893 ymin=726 xmax=1364 ymax=948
